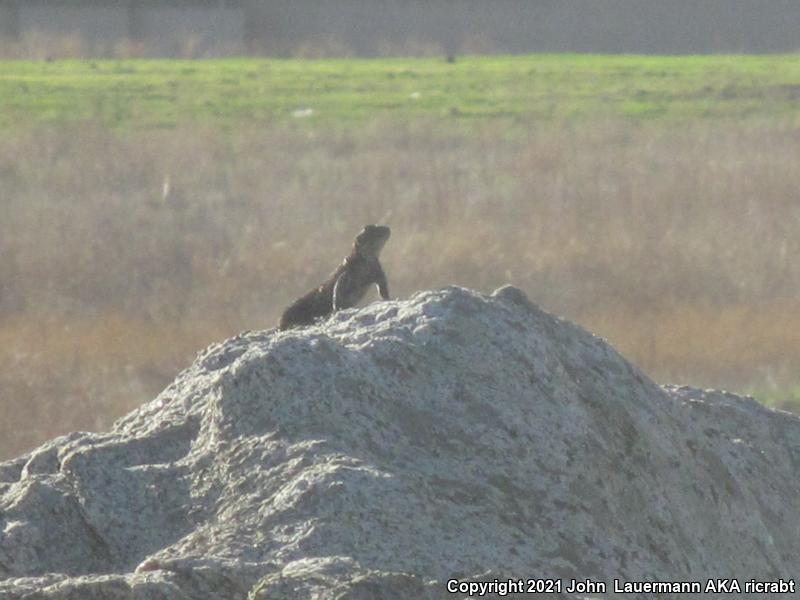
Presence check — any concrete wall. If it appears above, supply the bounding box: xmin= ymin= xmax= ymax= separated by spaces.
xmin=18 ymin=5 xmax=130 ymax=40
xmin=246 ymin=0 xmax=800 ymax=55
xmin=137 ymin=6 xmax=244 ymax=54
xmin=2 ymin=1 xmax=245 ymax=55
xmin=0 ymin=2 xmax=20 ymax=38
xmin=2 ymin=0 xmax=799 ymax=56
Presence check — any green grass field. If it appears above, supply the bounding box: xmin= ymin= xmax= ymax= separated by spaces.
xmin=2 ymin=54 xmax=800 ymax=129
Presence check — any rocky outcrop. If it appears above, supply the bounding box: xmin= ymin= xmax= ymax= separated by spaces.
xmin=1 ymin=286 xmax=798 ymax=599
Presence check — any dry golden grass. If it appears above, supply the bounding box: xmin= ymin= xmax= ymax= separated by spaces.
xmin=2 ymin=118 xmax=800 ymax=459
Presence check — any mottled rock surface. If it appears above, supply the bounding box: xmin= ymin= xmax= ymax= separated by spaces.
xmin=1 ymin=286 xmax=798 ymax=599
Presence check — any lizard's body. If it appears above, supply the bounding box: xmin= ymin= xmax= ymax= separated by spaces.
xmin=278 ymin=225 xmax=391 ymax=330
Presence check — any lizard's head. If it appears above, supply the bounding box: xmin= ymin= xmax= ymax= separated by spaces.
xmin=354 ymin=224 xmax=391 ymax=257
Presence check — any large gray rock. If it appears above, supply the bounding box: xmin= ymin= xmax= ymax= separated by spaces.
xmin=1 ymin=286 xmax=798 ymax=599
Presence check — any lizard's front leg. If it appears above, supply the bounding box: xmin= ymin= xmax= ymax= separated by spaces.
xmin=332 ymin=272 xmax=349 ymax=311
xmin=376 ymin=266 xmax=389 ymax=300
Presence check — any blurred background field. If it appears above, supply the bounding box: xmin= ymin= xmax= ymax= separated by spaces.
xmin=3 ymin=55 xmax=800 ymax=128
xmin=3 ymin=55 xmax=800 ymax=459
